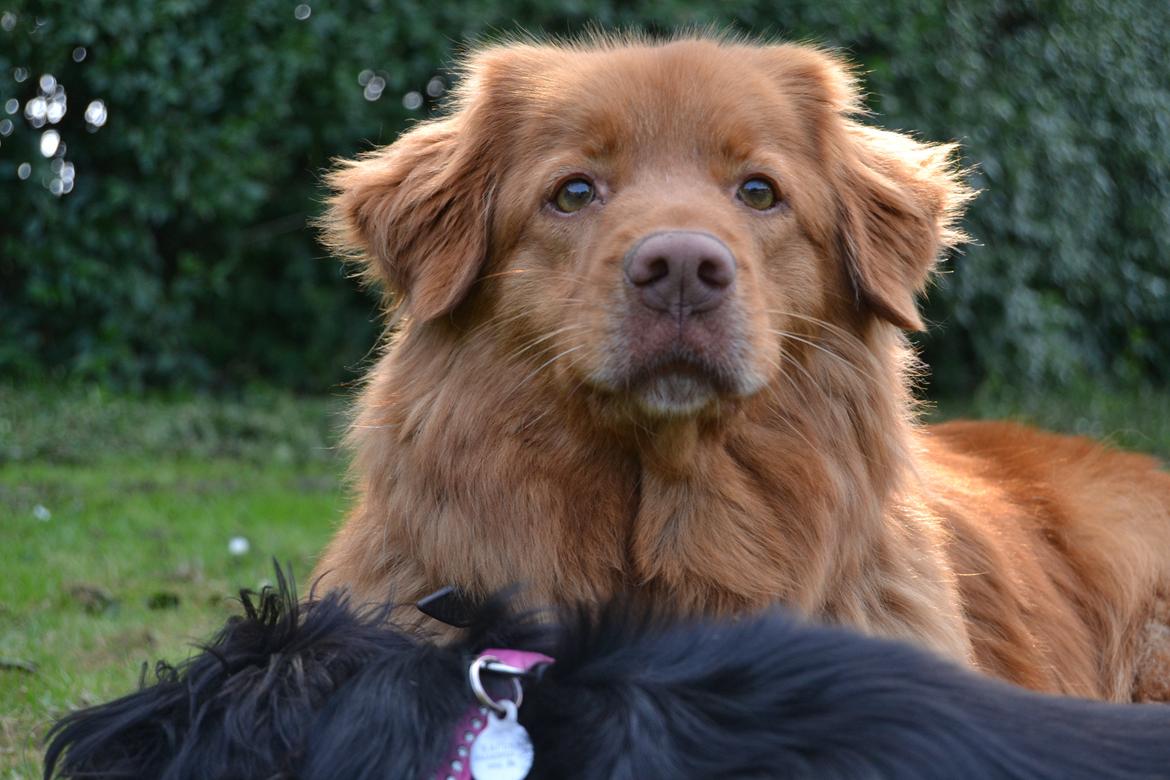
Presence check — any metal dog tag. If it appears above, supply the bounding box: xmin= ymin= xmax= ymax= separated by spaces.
xmin=469 ymin=700 xmax=533 ymax=780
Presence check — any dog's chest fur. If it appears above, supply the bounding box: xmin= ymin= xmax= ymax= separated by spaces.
xmin=321 ymin=328 xmax=974 ymax=664
xmin=314 ymin=325 xmax=1170 ymax=703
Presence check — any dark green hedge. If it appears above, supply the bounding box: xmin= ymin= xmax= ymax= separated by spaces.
xmin=2 ymin=0 xmax=1167 ymax=393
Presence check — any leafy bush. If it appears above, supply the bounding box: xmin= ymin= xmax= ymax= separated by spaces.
xmin=1 ymin=0 xmax=1167 ymax=393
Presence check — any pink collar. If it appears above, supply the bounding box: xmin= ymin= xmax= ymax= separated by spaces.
xmin=483 ymin=649 xmax=554 ymax=672
xmin=434 ymin=649 xmax=553 ymax=780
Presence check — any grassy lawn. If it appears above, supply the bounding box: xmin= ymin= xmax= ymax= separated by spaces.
xmin=0 ymin=389 xmax=348 ymax=778
xmin=1 ymin=382 xmax=1167 ymax=778
xmin=929 ymin=383 xmax=1170 ymax=459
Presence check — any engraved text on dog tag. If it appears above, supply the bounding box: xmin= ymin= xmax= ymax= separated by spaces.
xmin=469 ymin=700 xmax=533 ymax=780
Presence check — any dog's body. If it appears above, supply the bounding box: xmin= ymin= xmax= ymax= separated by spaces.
xmin=43 ymin=581 xmax=1170 ymax=780
xmin=314 ymin=35 xmax=1170 ymax=700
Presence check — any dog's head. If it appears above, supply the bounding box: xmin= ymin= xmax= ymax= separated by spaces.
xmin=324 ymin=36 xmax=970 ymax=419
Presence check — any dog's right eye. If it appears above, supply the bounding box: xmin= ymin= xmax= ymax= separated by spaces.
xmin=737 ymin=177 xmax=778 ymax=211
xmin=553 ymin=178 xmax=595 ymax=213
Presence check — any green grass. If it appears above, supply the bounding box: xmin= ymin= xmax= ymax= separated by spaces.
xmin=0 ymin=389 xmax=349 ymax=778
xmin=930 ymin=383 xmax=1170 ymax=459
xmin=0 ymin=385 xmax=345 ymax=466
xmin=0 ymin=382 xmax=1166 ymax=778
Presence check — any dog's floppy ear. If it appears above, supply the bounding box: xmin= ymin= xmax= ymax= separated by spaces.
xmin=767 ymin=44 xmax=971 ymax=331
xmin=322 ymin=54 xmax=517 ymax=322
xmin=834 ymin=123 xmax=971 ymax=330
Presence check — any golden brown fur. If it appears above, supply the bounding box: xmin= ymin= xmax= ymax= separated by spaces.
xmin=314 ymin=34 xmax=1170 ymax=701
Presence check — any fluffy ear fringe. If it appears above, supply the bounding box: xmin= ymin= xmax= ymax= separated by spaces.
xmin=319 ymin=118 xmax=493 ymax=323
xmin=837 ymin=123 xmax=973 ymax=332
xmin=837 ymin=123 xmax=973 ymax=331
xmin=771 ymin=43 xmax=974 ymax=330
xmin=318 ymin=45 xmax=540 ymax=324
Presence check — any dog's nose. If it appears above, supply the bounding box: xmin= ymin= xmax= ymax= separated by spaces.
xmin=624 ymin=231 xmax=736 ymax=315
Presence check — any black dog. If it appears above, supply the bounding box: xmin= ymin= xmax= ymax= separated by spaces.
xmin=45 ymin=571 xmax=1170 ymax=779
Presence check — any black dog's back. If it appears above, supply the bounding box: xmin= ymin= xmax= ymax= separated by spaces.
xmin=45 ymin=578 xmax=1170 ymax=779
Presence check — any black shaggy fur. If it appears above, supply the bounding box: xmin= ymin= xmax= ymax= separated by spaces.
xmin=45 ymin=571 xmax=1170 ymax=780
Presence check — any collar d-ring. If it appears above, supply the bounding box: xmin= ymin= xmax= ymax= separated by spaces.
xmin=468 ymin=654 xmax=523 ymax=715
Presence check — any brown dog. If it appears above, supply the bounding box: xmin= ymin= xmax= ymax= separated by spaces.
xmin=314 ymin=35 xmax=1170 ymax=701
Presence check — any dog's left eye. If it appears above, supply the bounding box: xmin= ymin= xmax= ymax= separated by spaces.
xmin=553 ymin=178 xmax=595 ymax=213
xmin=737 ymin=178 xmax=778 ymax=211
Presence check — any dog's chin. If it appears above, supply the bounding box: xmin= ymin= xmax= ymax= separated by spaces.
xmin=634 ymin=371 xmax=719 ymax=418
xmin=587 ymin=352 xmax=766 ymax=420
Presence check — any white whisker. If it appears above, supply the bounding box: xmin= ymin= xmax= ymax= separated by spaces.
xmin=768 ymin=329 xmax=877 ymax=384
xmin=503 ymin=344 xmax=586 ymax=402
xmin=503 ymin=324 xmax=588 ymax=364
xmin=766 ymin=309 xmax=870 ymax=351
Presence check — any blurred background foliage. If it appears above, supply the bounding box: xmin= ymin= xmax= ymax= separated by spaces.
xmin=1 ymin=0 xmax=1168 ymax=395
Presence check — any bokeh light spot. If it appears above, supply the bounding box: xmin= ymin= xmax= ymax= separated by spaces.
xmin=25 ymin=95 xmax=47 ymax=128
xmin=17 ymin=162 xmax=30 ymax=180
xmin=84 ymin=98 xmax=107 ymax=128
xmin=47 ymin=90 xmax=66 ymax=123
xmin=294 ymin=4 xmax=311 ymax=20
xmin=402 ymin=90 xmax=422 ymax=110
xmin=72 ymin=46 xmax=87 ymax=62
xmin=40 ymin=129 xmax=60 ymax=157
xmin=363 ymin=76 xmax=385 ymax=102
